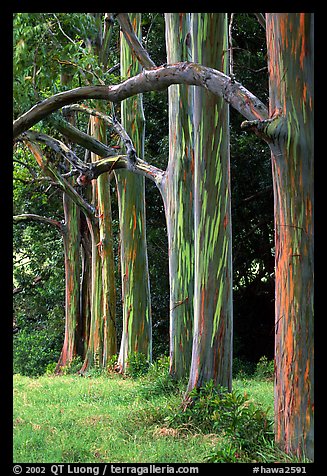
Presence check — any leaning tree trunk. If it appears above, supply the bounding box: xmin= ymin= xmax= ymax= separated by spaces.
xmin=116 ymin=13 xmax=152 ymax=371
xmin=187 ymin=13 xmax=233 ymax=393
xmin=164 ymin=13 xmax=194 ymax=380
xmin=266 ymin=13 xmax=314 ymax=461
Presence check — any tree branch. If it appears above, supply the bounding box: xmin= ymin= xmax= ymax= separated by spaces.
xmin=13 ymin=213 xmax=63 ymax=230
xmin=22 ymin=138 xmax=96 ymax=219
xmin=90 ymin=155 xmax=166 ymax=188
xmin=253 ymin=13 xmax=266 ymax=30
xmin=116 ymin=13 xmax=157 ymax=70
xmin=24 ymin=130 xmax=88 ymax=173
xmin=62 ymin=103 xmax=137 ymax=169
xmin=13 ymin=61 xmax=268 ymax=138
xmin=49 ymin=114 xmax=118 ymax=158
xmin=61 ymin=103 xmax=166 ymax=186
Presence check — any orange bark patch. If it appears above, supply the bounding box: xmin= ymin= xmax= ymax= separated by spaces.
xmin=223 ymin=213 xmax=228 ymax=230
xmin=299 ymin=13 xmax=306 ymax=69
xmin=302 ymin=82 xmax=307 ymax=104
xmin=133 ymin=210 xmax=137 ymax=232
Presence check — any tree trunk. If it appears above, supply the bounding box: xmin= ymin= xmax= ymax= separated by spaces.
xmin=266 ymin=13 xmax=314 ymax=460
xmin=116 ymin=13 xmax=152 ymax=371
xmin=187 ymin=13 xmax=233 ymax=393
xmin=80 ymin=216 xmax=104 ymax=372
xmin=90 ymin=112 xmax=117 ymax=362
xmin=80 ymin=214 xmax=92 ymax=358
xmin=164 ymin=13 xmax=194 ymax=380
xmin=56 ymin=192 xmax=81 ymax=370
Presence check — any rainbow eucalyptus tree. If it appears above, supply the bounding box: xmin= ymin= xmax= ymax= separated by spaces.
xmin=115 ymin=13 xmax=152 ymax=371
xmin=90 ymin=113 xmax=117 ymax=362
xmin=16 ymin=137 xmax=93 ymax=369
xmin=80 ymin=112 xmax=117 ymax=373
xmin=14 ymin=12 xmax=314 ymax=459
xmin=186 ymin=13 xmax=233 ymax=393
xmin=242 ymin=13 xmax=314 ymax=460
xmin=55 ymin=72 xmax=82 ymax=369
xmin=56 ymin=192 xmax=81 ymax=368
xmin=164 ymin=13 xmax=194 ymax=380
xmin=81 ymin=14 xmax=117 ymax=371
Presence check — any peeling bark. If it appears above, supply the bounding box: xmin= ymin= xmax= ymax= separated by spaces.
xmin=164 ymin=13 xmax=194 ymax=380
xmin=56 ymin=192 xmax=81 ymax=371
xmin=187 ymin=13 xmax=233 ymax=393
xmin=265 ymin=13 xmax=314 ymax=461
xmin=116 ymin=14 xmax=152 ymax=371
xmin=13 ymin=61 xmax=268 ymax=138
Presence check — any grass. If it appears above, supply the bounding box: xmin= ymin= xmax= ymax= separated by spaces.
xmin=14 ymin=373 xmax=216 ymax=463
xmin=13 ymin=370 xmax=307 ymax=464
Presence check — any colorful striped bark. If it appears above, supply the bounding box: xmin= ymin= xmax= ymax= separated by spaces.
xmin=80 ymin=217 xmax=103 ymax=372
xmin=164 ymin=13 xmax=194 ymax=380
xmin=265 ymin=13 xmax=314 ymax=460
xmin=56 ymin=192 xmax=81 ymax=370
xmin=187 ymin=13 xmax=233 ymax=393
xmin=90 ymin=113 xmax=117 ymax=362
xmin=80 ymin=217 xmax=92 ymax=357
xmin=116 ymin=13 xmax=152 ymax=371
xmin=24 ymin=139 xmax=83 ymax=371
xmin=81 ymin=111 xmax=117 ymax=371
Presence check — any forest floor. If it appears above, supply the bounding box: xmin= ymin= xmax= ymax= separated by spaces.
xmin=13 ymin=372 xmax=301 ymax=464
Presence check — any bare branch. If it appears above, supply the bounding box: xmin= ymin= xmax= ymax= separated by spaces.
xmin=13 ymin=213 xmax=63 ymax=230
xmin=23 ymin=130 xmax=89 ymax=173
xmin=13 ymin=62 xmax=268 ymax=138
xmin=229 ymin=13 xmax=235 ymax=77
xmin=90 ymin=155 xmax=166 ymax=189
xmin=62 ymin=103 xmax=138 ymax=169
xmin=50 ymin=115 xmax=118 ymax=157
xmin=22 ymin=138 xmax=96 ymax=219
xmin=254 ymin=13 xmax=266 ymax=30
xmin=116 ymin=13 xmax=157 ymax=70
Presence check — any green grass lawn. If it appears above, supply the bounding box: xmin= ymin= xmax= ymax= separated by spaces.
xmin=13 ymin=372 xmax=277 ymax=464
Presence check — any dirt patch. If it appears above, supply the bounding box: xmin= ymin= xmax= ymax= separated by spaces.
xmin=153 ymin=427 xmax=180 ymax=438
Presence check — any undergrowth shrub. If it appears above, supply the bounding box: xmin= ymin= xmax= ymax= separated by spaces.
xmin=13 ymin=328 xmax=61 ymax=377
xmin=254 ymin=356 xmax=274 ymax=380
xmin=167 ymin=380 xmax=273 ymax=460
xmin=138 ymin=355 xmax=181 ymax=398
xmin=126 ymin=352 xmax=150 ymax=378
xmin=61 ymin=356 xmax=84 ymax=375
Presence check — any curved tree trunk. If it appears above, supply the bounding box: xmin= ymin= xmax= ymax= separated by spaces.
xmin=265 ymin=13 xmax=314 ymax=461
xmin=164 ymin=13 xmax=194 ymax=380
xmin=116 ymin=13 xmax=152 ymax=371
xmin=187 ymin=13 xmax=233 ymax=393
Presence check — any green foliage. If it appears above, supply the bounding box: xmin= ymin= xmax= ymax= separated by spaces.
xmin=254 ymin=356 xmax=275 ymax=380
xmin=205 ymin=440 xmax=241 ymax=462
xmin=58 ymin=356 xmax=84 ymax=375
xmin=125 ymin=352 xmax=150 ymax=378
xmin=14 ymin=328 xmax=62 ymax=377
xmin=106 ymin=354 xmax=119 ymax=372
xmin=137 ymin=355 xmax=181 ymax=398
xmin=45 ymin=362 xmax=57 ymax=375
xmin=168 ymin=380 xmax=273 ymax=460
